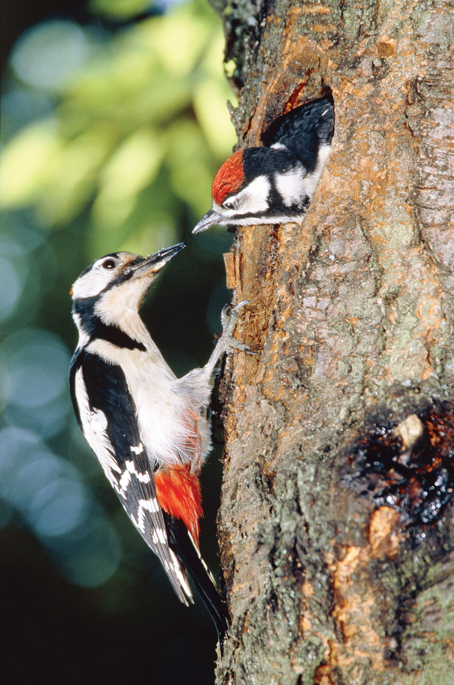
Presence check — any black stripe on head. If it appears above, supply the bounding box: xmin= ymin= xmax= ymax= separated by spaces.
xmin=102 ymin=256 xmax=145 ymax=293
xmin=223 ymin=198 xmax=310 ymax=223
xmin=73 ymin=297 xmax=146 ymax=351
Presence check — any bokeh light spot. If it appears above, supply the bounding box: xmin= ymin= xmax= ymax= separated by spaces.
xmin=11 ymin=20 xmax=90 ymax=91
xmin=1 ymin=328 xmax=70 ymax=409
xmin=33 ymin=480 xmax=87 ymax=537
xmin=0 ymin=425 xmax=121 ymax=588
xmin=0 ymin=258 xmax=22 ymax=321
xmin=61 ymin=517 xmax=122 ymax=587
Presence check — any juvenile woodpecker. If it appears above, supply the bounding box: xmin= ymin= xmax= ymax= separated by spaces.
xmin=193 ymin=96 xmax=334 ymax=233
xmin=69 ymin=244 xmax=248 ymax=640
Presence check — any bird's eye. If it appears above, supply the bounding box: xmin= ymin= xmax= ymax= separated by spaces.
xmin=223 ymin=201 xmax=235 ymax=210
xmin=101 ymin=258 xmax=116 ymax=270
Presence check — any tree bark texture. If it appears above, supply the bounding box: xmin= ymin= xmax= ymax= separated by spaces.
xmin=213 ymin=0 xmax=454 ymax=683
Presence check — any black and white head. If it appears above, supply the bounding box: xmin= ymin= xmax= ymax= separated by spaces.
xmin=193 ymin=96 xmax=334 ymax=234
xmin=70 ymin=244 xmax=185 ymax=335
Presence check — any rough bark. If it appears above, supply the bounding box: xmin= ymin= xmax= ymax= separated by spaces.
xmin=212 ymin=0 xmax=454 ymax=683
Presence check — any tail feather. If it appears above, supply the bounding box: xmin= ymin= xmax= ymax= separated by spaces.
xmin=163 ymin=512 xmax=228 ymax=646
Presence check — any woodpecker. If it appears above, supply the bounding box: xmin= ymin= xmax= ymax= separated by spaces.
xmin=193 ymin=96 xmax=334 ymax=233
xmin=69 ymin=244 xmax=248 ymax=641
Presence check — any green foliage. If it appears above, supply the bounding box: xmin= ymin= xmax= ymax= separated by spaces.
xmin=1 ymin=0 xmax=236 ymax=258
xmin=91 ymin=0 xmax=155 ymax=20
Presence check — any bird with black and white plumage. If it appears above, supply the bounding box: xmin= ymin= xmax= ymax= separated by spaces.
xmin=193 ymin=95 xmax=335 ymax=233
xmin=69 ymin=244 xmax=249 ymax=642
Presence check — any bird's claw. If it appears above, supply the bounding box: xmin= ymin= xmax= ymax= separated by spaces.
xmin=218 ymin=300 xmax=251 ymax=356
xmin=221 ymin=300 xmax=250 ymax=333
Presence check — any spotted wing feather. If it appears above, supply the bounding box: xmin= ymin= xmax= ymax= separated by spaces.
xmin=69 ymin=349 xmax=192 ymax=605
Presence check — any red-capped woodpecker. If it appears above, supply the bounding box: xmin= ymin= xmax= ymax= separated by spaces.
xmin=69 ymin=244 xmax=249 ymax=641
xmin=193 ymin=96 xmax=334 ymax=233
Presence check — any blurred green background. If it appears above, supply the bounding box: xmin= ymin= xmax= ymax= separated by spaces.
xmin=0 ymin=0 xmax=237 ymax=682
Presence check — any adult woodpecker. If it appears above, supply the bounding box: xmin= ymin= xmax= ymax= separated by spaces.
xmin=69 ymin=244 xmax=248 ymax=641
xmin=193 ymin=96 xmax=334 ymax=233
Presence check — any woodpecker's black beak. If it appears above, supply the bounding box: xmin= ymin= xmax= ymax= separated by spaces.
xmin=131 ymin=243 xmax=186 ymax=277
xmin=192 ymin=209 xmax=223 ymax=234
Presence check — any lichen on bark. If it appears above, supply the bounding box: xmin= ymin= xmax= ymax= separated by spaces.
xmin=210 ymin=0 xmax=454 ymax=683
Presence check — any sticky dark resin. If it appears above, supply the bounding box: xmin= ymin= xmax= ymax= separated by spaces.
xmin=349 ymin=403 xmax=454 ymax=525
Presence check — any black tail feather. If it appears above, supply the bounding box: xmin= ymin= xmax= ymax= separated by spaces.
xmin=163 ymin=513 xmax=228 ymax=646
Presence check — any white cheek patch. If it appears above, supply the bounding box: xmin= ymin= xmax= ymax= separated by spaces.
xmin=274 ymin=167 xmax=307 ymax=207
xmin=71 ymin=268 xmax=112 ymax=300
xmin=236 ymin=175 xmax=271 ymax=214
xmin=221 ymin=175 xmax=271 ymax=217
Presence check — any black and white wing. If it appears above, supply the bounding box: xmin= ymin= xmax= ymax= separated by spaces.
xmin=262 ymin=96 xmax=335 ymax=174
xmin=69 ymin=348 xmax=193 ymax=605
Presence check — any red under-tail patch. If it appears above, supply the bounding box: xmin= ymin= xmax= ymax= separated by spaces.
xmin=155 ymin=465 xmax=203 ymax=546
xmin=212 ymin=149 xmax=245 ymax=205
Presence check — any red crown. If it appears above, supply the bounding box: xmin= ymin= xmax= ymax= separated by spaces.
xmin=212 ymin=149 xmax=245 ymax=205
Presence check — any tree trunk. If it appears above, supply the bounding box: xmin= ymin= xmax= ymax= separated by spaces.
xmin=212 ymin=0 xmax=454 ymax=683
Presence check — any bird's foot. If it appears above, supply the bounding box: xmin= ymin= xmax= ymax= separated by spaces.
xmin=209 ymin=301 xmax=252 ymax=368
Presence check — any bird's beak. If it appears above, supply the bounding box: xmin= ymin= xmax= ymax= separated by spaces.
xmin=132 ymin=242 xmax=186 ymax=277
xmin=192 ymin=208 xmax=223 ymax=234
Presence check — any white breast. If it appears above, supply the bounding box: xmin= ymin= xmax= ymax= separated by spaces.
xmin=88 ymin=338 xmax=208 ymax=469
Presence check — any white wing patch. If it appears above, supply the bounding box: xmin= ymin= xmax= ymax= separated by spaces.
xmin=126 ymin=457 xmax=151 ymax=482
xmin=74 ymin=367 xmax=120 ymax=486
xmin=117 ymin=469 xmax=132 ymax=495
xmin=133 ymin=498 xmax=162 ymax=533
